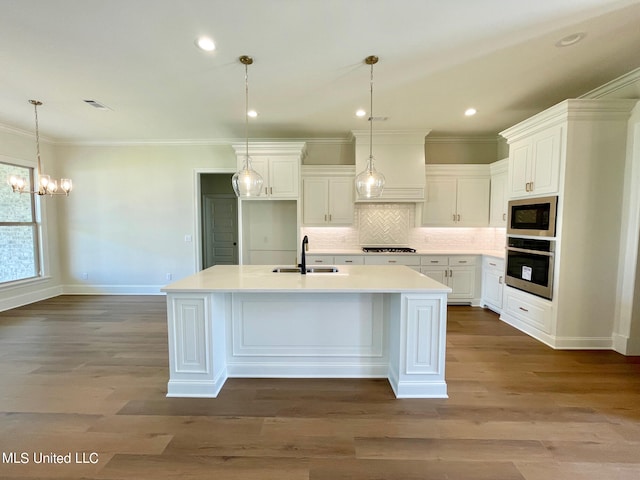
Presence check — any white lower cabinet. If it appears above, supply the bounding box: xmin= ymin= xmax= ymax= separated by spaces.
xmin=420 ymin=256 xmax=478 ymax=304
xmin=502 ymin=286 xmax=553 ymax=335
xmin=481 ymin=256 xmax=504 ymax=313
xmin=305 ymin=255 xmax=335 ymax=265
xmin=364 ymin=255 xmax=421 ymax=272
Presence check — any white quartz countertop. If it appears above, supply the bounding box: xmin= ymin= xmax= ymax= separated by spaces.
xmin=308 ymin=249 xmax=505 ymax=259
xmin=162 ymin=265 xmax=452 ymax=294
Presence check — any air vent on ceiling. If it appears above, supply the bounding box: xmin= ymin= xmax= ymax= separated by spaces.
xmin=83 ymin=99 xmax=111 ymax=110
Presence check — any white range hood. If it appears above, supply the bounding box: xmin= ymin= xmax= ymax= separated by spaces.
xmin=352 ymin=130 xmax=430 ymax=202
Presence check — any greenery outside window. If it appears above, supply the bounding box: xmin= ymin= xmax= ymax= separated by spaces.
xmin=0 ymin=161 xmax=40 ymax=284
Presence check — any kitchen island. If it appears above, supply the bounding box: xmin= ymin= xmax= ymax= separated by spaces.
xmin=162 ymin=264 xmax=451 ymax=398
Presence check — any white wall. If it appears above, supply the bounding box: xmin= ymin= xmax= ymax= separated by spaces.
xmin=613 ymin=103 xmax=640 ymax=354
xmin=54 ymin=143 xmax=236 ymax=293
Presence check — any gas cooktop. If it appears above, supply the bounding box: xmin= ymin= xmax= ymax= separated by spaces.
xmin=362 ymin=247 xmax=417 ymax=253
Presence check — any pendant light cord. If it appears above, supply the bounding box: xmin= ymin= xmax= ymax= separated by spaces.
xmin=244 ymin=62 xmax=249 ymax=167
xmin=33 ymin=101 xmax=42 ymax=176
xmin=368 ymin=60 xmax=374 ymax=170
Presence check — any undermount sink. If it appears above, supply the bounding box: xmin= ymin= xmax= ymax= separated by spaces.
xmin=272 ymin=266 xmax=339 ymax=274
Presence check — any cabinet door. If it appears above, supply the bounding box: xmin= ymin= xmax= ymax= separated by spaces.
xmin=269 ymin=158 xmax=299 ymax=198
xmin=244 ymin=157 xmax=269 ymax=196
xmin=508 ymin=140 xmax=532 ymax=198
xmin=327 ymin=178 xmax=354 ymax=224
xmin=422 ymin=178 xmax=457 ymax=226
xmin=482 ymin=268 xmax=504 ymax=310
xmin=448 ymin=267 xmax=476 ymax=300
xmin=456 ymin=178 xmax=490 ymax=226
xmin=489 ymin=172 xmax=508 ymax=227
xmin=530 ymin=126 xmax=561 ymax=196
xmin=420 ymin=267 xmax=448 ymax=285
xmin=302 ymin=178 xmax=329 ymax=225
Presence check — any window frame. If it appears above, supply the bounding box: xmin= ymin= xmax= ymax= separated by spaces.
xmin=1 ymin=156 xmax=44 ymax=285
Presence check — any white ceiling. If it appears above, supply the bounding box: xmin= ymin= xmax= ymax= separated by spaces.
xmin=1 ymin=0 xmax=640 ymax=143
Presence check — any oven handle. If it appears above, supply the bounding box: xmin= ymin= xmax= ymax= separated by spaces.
xmin=507 ymin=246 xmax=554 ymax=257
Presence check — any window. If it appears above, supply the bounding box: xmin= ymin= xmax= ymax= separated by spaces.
xmin=0 ymin=161 xmax=40 ymax=284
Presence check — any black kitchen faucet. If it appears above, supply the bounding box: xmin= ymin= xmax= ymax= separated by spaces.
xmin=300 ymin=235 xmax=309 ymax=274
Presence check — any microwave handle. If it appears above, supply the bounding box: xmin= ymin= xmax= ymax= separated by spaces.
xmin=507 ymin=246 xmax=554 ymax=257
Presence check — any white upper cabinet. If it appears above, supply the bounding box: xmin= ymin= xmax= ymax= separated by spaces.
xmin=506 ymin=124 xmax=562 ymax=199
xmin=489 ymin=159 xmax=508 ymax=227
xmin=422 ymin=165 xmax=490 ymax=227
xmin=232 ymin=142 xmax=305 ymax=199
xmin=301 ymin=166 xmax=355 ymax=226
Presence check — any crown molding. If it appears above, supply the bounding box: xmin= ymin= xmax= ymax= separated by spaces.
xmin=0 ymin=123 xmax=54 ymax=143
xmin=425 ymin=136 xmax=499 ymax=144
xmin=579 ymin=67 xmax=640 ymax=99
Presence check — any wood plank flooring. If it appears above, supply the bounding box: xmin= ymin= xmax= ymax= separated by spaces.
xmin=0 ymin=295 xmax=639 ymax=479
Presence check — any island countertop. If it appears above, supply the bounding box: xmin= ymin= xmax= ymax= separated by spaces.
xmin=162 ymin=264 xmax=451 ymax=294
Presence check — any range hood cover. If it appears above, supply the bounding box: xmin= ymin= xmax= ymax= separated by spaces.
xmin=352 ymin=130 xmax=429 ymax=202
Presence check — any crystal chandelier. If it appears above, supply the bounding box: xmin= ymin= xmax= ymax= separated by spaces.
xmin=355 ymin=55 xmax=385 ymax=199
xmin=7 ymin=100 xmax=72 ymax=196
xmin=232 ymin=55 xmax=264 ymax=197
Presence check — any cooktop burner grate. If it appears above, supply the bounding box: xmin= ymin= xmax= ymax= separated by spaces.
xmin=362 ymin=247 xmax=416 ymax=253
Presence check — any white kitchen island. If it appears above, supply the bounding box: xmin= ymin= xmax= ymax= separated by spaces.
xmin=161 ymin=264 xmax=451 ymax=398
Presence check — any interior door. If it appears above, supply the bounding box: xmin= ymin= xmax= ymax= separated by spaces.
xmin=202 ymin=195 xmax=238 ymax=268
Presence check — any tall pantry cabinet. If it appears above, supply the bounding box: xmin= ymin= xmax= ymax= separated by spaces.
xmin=500 ymin=99 xmax=635 ymax=349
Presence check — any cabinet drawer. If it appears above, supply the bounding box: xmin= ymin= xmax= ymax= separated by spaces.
xmin=305 ymin=255 xmax=333 ymax=265
xmin=421 ymin=256 xmax=448 ymax=266
xmin=483 ymin=256 xmax=504 ymax=270
xmin=504 ymin=288 xmax=552 ymax=334
xmin=364 ymin=255 xmax=420 ymax=266
xmin=448 ymin=255 xmax=477 ymax=266
xmin=333 ymin=255 xmax=364 ymax=265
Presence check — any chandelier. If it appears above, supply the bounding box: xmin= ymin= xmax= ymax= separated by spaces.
xmin=231 ymin=55 xmax=264 ymax=197
xmin=7 ymin=100 xmax=72 ymax=196
xmin=355 ymin=55 xmax=385 ymax=199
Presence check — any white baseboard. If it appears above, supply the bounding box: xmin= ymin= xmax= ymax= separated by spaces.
xmin=0 ymin=285 xmax=63 ymax=312
xmin=62 ymin=284 xmax=166 ymax=295
xmin=500 ymin=312 xmax=613 ymax=350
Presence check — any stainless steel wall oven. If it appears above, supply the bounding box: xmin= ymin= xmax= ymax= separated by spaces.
xmin=505 ymin=236 xmax=555 ymax=300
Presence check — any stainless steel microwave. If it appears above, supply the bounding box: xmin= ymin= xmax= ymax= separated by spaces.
xmin=507 ymin=196 xmax=558 ymax=237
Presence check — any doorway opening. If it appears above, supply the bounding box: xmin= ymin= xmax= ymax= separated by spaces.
xmin=200 ymin=174 xmax=238 ymax=269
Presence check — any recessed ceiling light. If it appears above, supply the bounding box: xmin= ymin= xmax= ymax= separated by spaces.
xmin=195 ymin=36 xmax=216 ymax=52
xmin=464 ymin=108 xmax=477 ymax=117
xmin=355 ymin=109 xmax=367 ymax=117
xmin=247 ymin=110 xmax=258 ymax=118
xmin=555 ymin=32 xmax=586 ymax=48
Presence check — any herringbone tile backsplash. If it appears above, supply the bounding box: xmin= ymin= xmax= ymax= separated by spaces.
xmin=357 ymin=203 xmax=413 ymax=245
xmin=301 ymin=203 xmax=505 ymax=251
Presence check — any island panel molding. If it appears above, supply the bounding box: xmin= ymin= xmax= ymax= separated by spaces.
xmin=163 ymin=265 xmax=450 ymax=398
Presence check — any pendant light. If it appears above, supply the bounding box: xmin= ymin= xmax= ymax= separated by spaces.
xmin=232 ymin=55 xmax=264 ymax=197
xmin=355 ymin=55 xmax=385 ymax=199
xmin=7 ymin=100 xmax=73 ymax=196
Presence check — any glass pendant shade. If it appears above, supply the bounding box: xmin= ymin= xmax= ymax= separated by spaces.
xmin=232 ymin=156 xmax=263 ymax=197
xmin=355 ymin=156 xmax=385 ymax=198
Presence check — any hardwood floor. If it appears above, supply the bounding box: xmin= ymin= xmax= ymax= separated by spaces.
xmin=0 ymin=295 xmax=639 ymax=479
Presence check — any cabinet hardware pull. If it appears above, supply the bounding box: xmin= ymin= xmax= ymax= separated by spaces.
xmin=430 ymin=260 xmax=438 ymax=263
xmin=345 ymin=260 xmax=352 ymax=263
xmin=519 ymin=306 xmax=529 ymax=312
xmin=530 ymin=181 xmax=534 ymax=191
xmin=489 ymin=262 xmax=496 ymax=266
xmin=457 ymin=214 xmax=461 ymax=222
xmin=444 ymin=270 xmax=448 ymax=277
xmin=453 ymin=213 xmax=456 ymax=222
xmin=503 ymin=213 xmax=506 ymax=221
xmin=324 ymin=214 xmax=327 ymax=221
xmin=459 ymin=261 xmax=467 ymax=264
xmin=329 ymin=214 xmax=332 ymax=221
xmin=525 ymin=182 xmax=530 ymax=192
xmin=499 ymin=276 xmax=503 ymax=284
xmin=450 ymin=269 xmax=453 ymax=277
xmin=388 ymin=260 xmax=397 ymax=263
xmin=315 ymin=260 xmax=323 ymax=263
